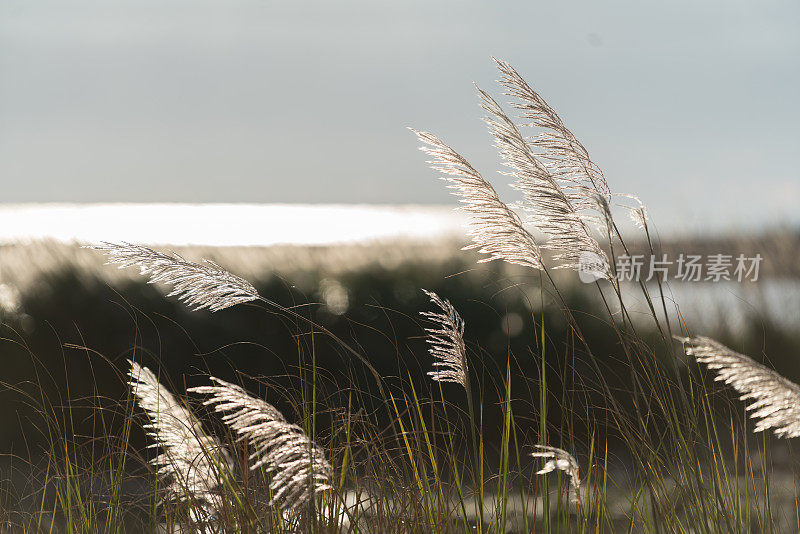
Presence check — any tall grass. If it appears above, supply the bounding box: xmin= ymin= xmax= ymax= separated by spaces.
xmin=2 ymin=59 xmax=798 ymax=533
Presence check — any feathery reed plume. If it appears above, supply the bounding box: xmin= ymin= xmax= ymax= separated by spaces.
xmin=628 ymin=205 xmax=649 ymax=230
xmin=618 ymin=194 xmax=649 ymax=230
xmin=90 ymin=242 xmax=258 ymax=312
xmin=420 ymin=289 xmax=468 ymax=389
xmin=531 ymin=445 xmax=582 ymax=503
xmin=412 ymin=129 xmax=543 ymax=270
xmin=494 ymin=58 xmax=611 ymax=207
xmin=478 ymin=88 xmax=612 ymax=279
xmin=679 ymin=336 xmax=800 ymax=438
xmin=128 ymin=361 xmax=232 ymax=517
xmin=91 ymin=243 xmax=389 ymax=397
xmin=189 ymin=378 xmax=333 ymax=511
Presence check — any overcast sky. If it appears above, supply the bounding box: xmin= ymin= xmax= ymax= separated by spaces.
xmin=1 ymin=1 xmax=798 ymax=232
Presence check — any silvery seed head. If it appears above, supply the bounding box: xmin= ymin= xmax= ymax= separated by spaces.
xmin=128 ymin=361 xmax=232 ymax=519
xmin=679 ymin=336 xmax=800 ymax=439
xmin=189 ymin=378 xmax=333 ymax=511
xmin=420 ymin=289 xmax=468 ymax=390
xmin=90 ymin=242 xmax=259 ymax=312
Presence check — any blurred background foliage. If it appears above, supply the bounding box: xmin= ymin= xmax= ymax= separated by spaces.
xmin=1 ymin=235 xmax=798 ymax=467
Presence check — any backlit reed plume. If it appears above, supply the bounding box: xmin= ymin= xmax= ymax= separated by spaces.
xmin=679 ymin=336 xmax=800 ymax=438
xmin=531 ymin=444 xmax=582 ymax=504
xmin=420 ymin=289 xmax=467 ymax=389
xmin=189 ymin=378 xmax=333 ymax=511
xmin=90 ymin=242 xmax=258 ymax=312
xmin=478 ymin=87 xmax=612 ymax=279
xmin=92 ymin=243 xmax=386 ymax=396
xmin=128 ymin=361 xmax=232 ymax=517
xmin=412 ymin=129 xmax=543 ymax=270
xmin=494 ymin=58 xmax=611 ymax=207
xmin=618 ymin=194 xmax=649 ymax=230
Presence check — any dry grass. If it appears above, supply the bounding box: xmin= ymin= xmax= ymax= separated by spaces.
xmin=1 ymin=59 xmax=799 ymax=533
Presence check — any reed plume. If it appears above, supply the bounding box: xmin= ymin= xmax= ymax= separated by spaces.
xmin=189 ymin=378 xmax=333 ymax=511
xmin=91 ymin=242 xmax=388 ymax=394
xmin=90 ymin=242 xmax=258 ymax=312
xmin=619 ymin=194 xmax=649 ymax=230
xmin=128 ymin=361 xmax=232 ymax=517
xmin=478 ymin=86 xmax=612 ymax=279
xmin=627 ymin=204 xmax=649 ymax=230
xmin=494 ymin=58 xmax=611 ymax=207
xmin=531 ymin=444 xmax=582 ymax=504
xmin=679 ymin=336 xmax=800 ymax=439
xmin=420 ymin=289 xmax=468 ymax=389
xmin=412 ymin=129 xmax=543 ymax=270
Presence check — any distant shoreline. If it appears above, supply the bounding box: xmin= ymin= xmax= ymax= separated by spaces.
xmin=0 ymin=203 xmax=468 ymax=247
xmin=0 ymin=203 xmax=795 ymax=247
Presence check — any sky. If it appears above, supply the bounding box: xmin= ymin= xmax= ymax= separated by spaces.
xmin=1 ymin=0 xmax=798 ymax=233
